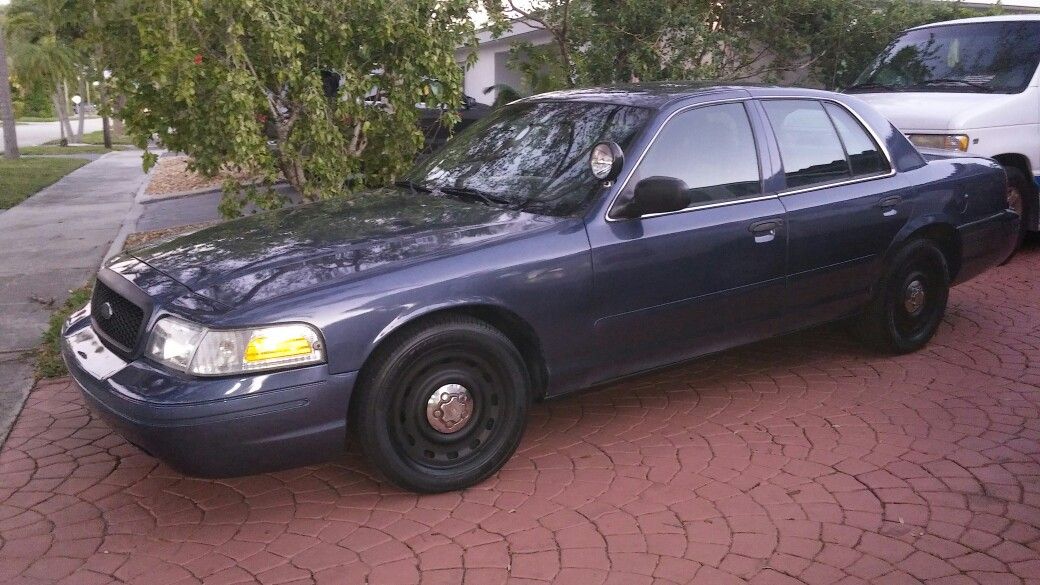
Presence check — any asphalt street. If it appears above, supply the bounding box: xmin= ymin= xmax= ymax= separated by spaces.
xmin=0 ymin=118 xmax=105 ymax=151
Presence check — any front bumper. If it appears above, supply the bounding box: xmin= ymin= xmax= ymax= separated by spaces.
xmin=61 ymin=313 xmax=357 ymax=478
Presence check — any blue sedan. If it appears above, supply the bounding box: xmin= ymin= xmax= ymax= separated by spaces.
xmin=63 ymin=84 xmax=1018 ymax=492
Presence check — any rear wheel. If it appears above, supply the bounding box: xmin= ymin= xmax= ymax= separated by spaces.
xmin=856 ymin=239 xmax=950 ymax=354
xmin=353 ymin=316 xmax=530 ymax=493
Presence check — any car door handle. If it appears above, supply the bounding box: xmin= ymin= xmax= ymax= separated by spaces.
xmin=876 ymin=195 xmax=903 ymax=216
xmin=749 ymin=219 xmax=782 ymax=243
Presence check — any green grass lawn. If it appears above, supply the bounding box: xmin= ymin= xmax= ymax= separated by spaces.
xmin=45 ymin=129 xmax=133 ymax=147
xmin=14 ymin=116 xmax=59 ymax=123
xmin=20 ymin=144 xmax=125 ymax=155
xmin=0 ymin=157 xmax=90 ymax=210
xmin=36 ymin=283 xmax=93 ymax=378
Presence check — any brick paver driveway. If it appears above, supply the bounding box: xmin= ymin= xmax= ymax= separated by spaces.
xmin=2 ymin=245 xmax=1039 ymax=585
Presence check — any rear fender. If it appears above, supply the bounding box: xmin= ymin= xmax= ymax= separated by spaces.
xmin=879 ymin=215 xmax=961 ymax=284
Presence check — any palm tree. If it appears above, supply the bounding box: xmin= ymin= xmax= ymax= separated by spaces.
xmin=6 ymin=0 xmax=80 ymax=144
xmin=0 ymin=14 xmax=20 ymax=159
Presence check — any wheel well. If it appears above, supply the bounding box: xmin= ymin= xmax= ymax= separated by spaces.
xmin=992 ymin=153 xmax=1033 ymax=186
xmin=357 ymin=306 xmax=549 ymax=401
xmin=908 ymin=224 xmax=961 ymax=281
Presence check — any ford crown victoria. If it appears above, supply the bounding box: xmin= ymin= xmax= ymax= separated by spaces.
xmin=63 ymin=84 xmax=1018 ymax=492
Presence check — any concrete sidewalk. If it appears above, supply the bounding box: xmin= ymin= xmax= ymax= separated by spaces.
xmin=0 ymin=150 xmax=148 ymax=444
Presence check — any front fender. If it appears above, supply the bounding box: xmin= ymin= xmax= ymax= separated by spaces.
xmin=370 ymin=295 xmax=526 ymax=350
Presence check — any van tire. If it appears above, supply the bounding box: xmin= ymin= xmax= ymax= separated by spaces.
xmin=1004 ymin=166 xmax=1031 ymax=253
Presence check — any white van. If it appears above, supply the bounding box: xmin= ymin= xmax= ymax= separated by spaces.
xmin=849 ymin=15 xmax=1040 ymax=246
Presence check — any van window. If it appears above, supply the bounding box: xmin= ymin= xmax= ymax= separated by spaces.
xmin=850 ymin=21 xmax=1040 ymax=94
xmin=823 ymin=103 xmax=890 ymax=177
xmin=763 ymin=100 xmax=851 ymax=189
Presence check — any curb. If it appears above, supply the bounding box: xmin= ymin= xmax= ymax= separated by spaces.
xmin=104 ymin=152 xmax=160 ymax=261
xmin=141 ymin=184 xmax=225 ymax=203
xmin=0 ymin=358 xmax=35 ymax=447
xmin=141 ymin=179 xmax=290 ymax=205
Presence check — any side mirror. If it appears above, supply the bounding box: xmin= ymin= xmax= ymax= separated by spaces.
xmin=590 ymin=142 xmax=624 ymax=182
xmin=614 ymin=176 xmax=691 ymax=219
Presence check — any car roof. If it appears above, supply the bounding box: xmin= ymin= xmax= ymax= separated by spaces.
xmin=522 ymin=82 xmax=757 ymax=109
xmin=522 ymin=82 xmax=856 ymax=110
xmin=908 ymin=14 xmax=1040 ymax=31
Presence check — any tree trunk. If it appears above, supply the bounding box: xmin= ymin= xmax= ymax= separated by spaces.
xmin=0 ymin=20 xmax=19 ymax=159
xmin=76 ymin=77 xmax=86 ymax=141
xmin=54 ymin=81 xmax=74 ymax=142
xmin=112 ymin=94 xmax=125 ymax=135
xmin=61 ymin=80 xmax=75 ymax=140
xmin=51 ymin=91 xmax=67 ymax=146
xmin=92 ymin=4 xmax=113 ymax=150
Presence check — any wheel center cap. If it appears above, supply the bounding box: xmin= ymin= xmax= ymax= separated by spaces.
xmin=904 ymin=279 xmax=926 ymax=315
xmin=426 ymin=384 xmax=474 ymax=434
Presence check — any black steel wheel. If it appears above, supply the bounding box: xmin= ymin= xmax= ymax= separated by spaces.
xmin=856 ymin=239 xmax=950 ymax=354
xmin=353 ymin=315 xmax=530 ymax=492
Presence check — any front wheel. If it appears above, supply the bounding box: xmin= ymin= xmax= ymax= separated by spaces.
xmin=856 ymin=239 xmax=950 ymax=354
xmin=1004 ymin=166 xmax=1032 ymax=252
xmin=353 ymin=316 xmax=530 ymax=493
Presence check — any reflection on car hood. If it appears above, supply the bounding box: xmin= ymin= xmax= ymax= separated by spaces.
xmin=128 ymin=188 xmax=556 ymax=307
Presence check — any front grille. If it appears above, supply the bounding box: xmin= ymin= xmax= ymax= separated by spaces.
xmin=91 ymin=280 xmax=145 ymax=354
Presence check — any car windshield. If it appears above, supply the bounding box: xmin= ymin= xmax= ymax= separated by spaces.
xmin=404 ymin=100 xmax=652 ymax=216
xmin=850 ymin=21 xmax=1040 ymax=94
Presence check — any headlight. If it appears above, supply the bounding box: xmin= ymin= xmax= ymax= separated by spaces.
xmin=147 ymin=317 xmax=325 ymax=376
xmin=907 ymin=133 xmax=969 ymax=152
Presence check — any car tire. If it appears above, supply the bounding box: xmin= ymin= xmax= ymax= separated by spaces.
xmin=1003 ymin=166 xmax=1032 ymax=254
xmin=353 ymin=315 xmax=530 ymax=493
xmin=856 ymin=239 xmax=950 ymax=354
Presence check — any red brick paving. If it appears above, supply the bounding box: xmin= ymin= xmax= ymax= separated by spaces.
xmin=2 ymin=245 xmax=1040 ymax=585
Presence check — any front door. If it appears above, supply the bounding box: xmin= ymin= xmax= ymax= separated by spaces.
xmin=585 ymin=102 xmax=788 ymax=383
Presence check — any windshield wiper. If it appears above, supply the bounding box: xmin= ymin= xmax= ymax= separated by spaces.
xmin=915 ymin=78 xmax=994 ymax=93
xmin=436 ymin=185 xmax=516 ymax=208
xmin=393 ymin=179 xmax=433 ymax=193
xmin=845 ymin=81 xmax=898 ymax=92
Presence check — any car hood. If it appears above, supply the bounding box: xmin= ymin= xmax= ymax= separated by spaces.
xmin=129 ymin=188 xmax=559 ymax=308
xmin=854 ymin=91 xmax=1031 ymax=132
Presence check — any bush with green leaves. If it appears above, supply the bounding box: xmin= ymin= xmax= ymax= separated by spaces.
xmin=108 ymin=0 xmax=483 ymax=216
xmin=492 ymin=0 xmax=996 ymax=92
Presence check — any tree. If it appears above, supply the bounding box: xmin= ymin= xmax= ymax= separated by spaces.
xmin=1 ymin=14 xmax=20 ymax=159
xmin=101 ymin=0 xmax=487 ymax=217
xmin=6 ymin=0 xmax=81 ymax=143
xmin=490 ymin=0 xmax=991 ymax=91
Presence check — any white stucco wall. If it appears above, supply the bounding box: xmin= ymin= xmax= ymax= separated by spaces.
xmin=455 ymin=22 xmax=553 ymax=104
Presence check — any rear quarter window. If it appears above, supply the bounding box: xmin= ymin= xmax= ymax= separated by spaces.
xmin=822 ymin=102 xmax=890 ymax=177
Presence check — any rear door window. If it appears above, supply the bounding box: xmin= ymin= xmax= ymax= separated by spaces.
xmin=763 ymin=100 xmax=851 ymax=189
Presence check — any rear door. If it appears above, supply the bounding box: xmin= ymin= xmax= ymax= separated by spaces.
xmin=585 ymin=101 xmax=787 ymax=382
xmin=759 ymin=98 xmax=910 ymax=330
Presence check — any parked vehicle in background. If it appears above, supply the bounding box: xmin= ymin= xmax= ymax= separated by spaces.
xmin=63 ymin=84 xmax=1017 ymax=492
xmin=417 ymin=95 xmax=491 ymax=155
xmin=848 ymin=15 xmax=1040 ymax=248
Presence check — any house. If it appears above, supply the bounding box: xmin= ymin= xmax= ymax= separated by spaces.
xmin=455 ymin=21 xmax=552 ymax=105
